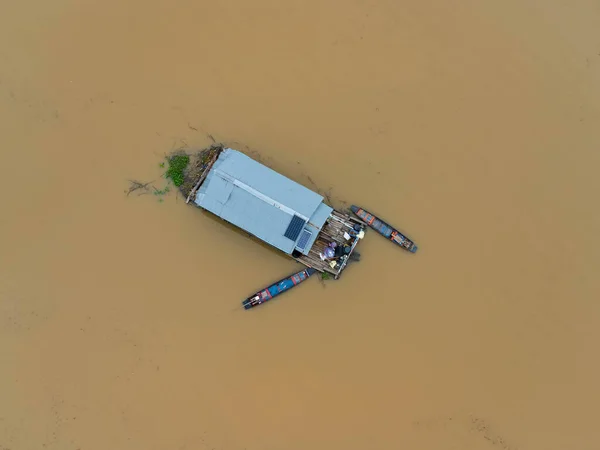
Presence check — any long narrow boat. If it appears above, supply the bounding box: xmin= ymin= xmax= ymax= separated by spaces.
xmin=242 ymin=268 xmax=317 ymax=309
xmin=350 ymin=205 xmax=418 ymax=253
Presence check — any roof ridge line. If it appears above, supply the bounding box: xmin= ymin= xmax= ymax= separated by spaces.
xmin=213 ymin=169 xmax=309 ymax=221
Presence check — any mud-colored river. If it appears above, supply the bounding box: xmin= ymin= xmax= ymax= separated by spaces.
xmin=1 ymin=1 xmax=599 ymax=449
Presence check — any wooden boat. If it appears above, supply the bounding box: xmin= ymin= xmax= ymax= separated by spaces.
xmin=350 ymin=205 xmax=418 ymax=253
xmin=242 ymin=267 xmax=317 ymax=309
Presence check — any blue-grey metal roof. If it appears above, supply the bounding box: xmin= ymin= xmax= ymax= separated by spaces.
xmin=308 ymin=202 xmax=333 ymax=230
xmin=296 ymin=202 xmax=333 ymax=254
xmin=195 ymin=148 xmax=331 ymax=255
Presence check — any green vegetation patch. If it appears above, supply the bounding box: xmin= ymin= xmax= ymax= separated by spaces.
xmin=153 ymin=186 xmax=170 ymax=196
xmin=165 ymin=155 xmax=190 ymax=187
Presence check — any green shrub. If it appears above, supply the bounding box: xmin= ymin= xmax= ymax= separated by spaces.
xmin=165 ymin=155 xmax=189 ymax=187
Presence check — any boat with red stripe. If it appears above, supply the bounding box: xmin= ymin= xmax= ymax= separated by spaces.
xmin=350 ymin=205 xmax=418 ymax=253
xmin=242 ymin=267 xmax=317 ymax=309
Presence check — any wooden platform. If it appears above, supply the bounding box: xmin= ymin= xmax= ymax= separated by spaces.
xmin=294 ymin=210 xmax=363 ymax=278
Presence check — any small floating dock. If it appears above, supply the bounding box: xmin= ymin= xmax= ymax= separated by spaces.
xmin=294 ymin=210 xmax=364 ymax=278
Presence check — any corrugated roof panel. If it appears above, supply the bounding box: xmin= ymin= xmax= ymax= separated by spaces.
xmin=214 ymin=149 xmax=323 ymax=218
xmin=309 ymin=202 xmax=333 ymax=229
xmin=218 ymin=187 xmax=298 ymax=254
xmin=195 ymin=148 xmax=331 ymax=255
xmin=203 ymin=173 xmax=234 ymax=205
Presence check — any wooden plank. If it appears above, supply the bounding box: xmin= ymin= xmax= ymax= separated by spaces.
xmin=185 ymin=152 xmax=219 ymax=204
xmin=297 ymin=211 xmax=364 ymax=278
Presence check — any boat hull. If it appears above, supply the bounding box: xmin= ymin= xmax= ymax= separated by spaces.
xmin=350 ymin=205 xmax=418 ymax=253
xmin=242 ymin=267 xmax=317 ymax=309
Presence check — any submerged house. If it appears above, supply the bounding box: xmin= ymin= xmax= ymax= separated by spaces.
xmin=189 ymin=148 xmax=364 ymax=278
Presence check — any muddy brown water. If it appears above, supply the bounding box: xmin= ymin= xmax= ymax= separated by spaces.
xmin=1 ymin=1 xmax=599 ymax=449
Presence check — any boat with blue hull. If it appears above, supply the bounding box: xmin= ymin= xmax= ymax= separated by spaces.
xmin=350 ymin=205 xmax=418 ymax=253
xmin=242 ymin=267 xmax=317 ymax=309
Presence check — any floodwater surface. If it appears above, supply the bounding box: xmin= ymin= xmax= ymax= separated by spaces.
xmin=1 ymin=1 xmax=599 ymax=449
